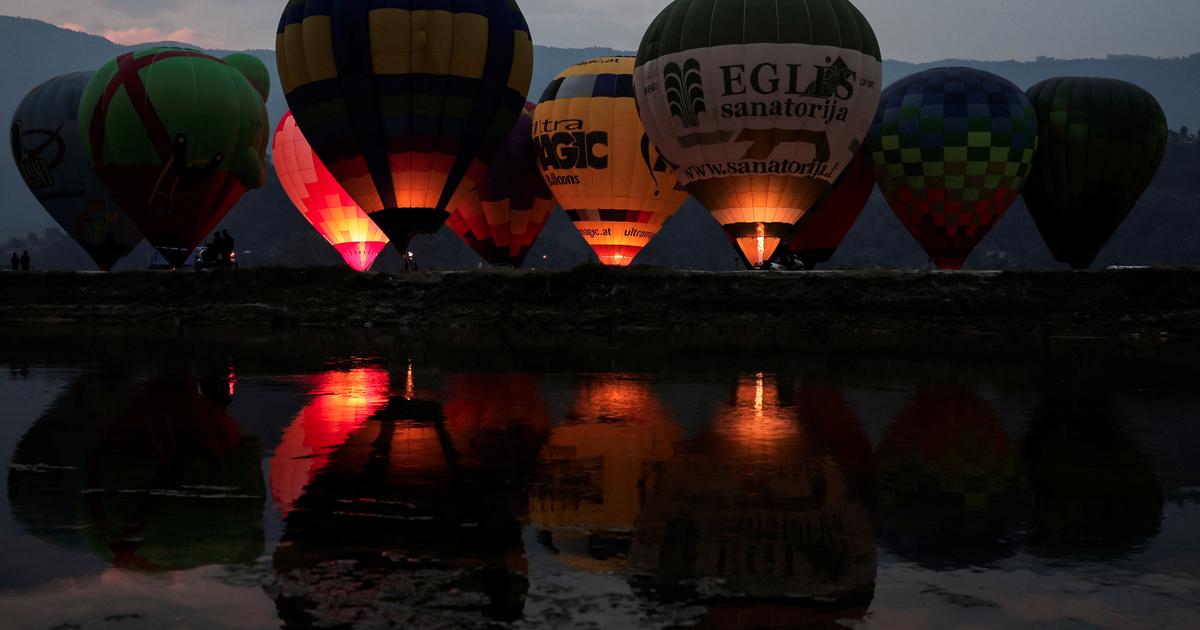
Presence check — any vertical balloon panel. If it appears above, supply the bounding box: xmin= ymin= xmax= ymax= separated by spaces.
xmin=276 ymin=0 xmax=534 ymax=253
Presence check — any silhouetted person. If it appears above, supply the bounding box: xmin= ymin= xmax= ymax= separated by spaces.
xmin=222 ymin=231 xmax=235 ymax=262
xmin=9 ymin=253 xmax=17 ymax=271
xmin=20 ymin=251 xmax=30 ymax=271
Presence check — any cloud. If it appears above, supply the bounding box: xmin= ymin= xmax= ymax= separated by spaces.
xmin=102 ymin=26 xmax=223 ymax=48
xmin=57 ymin=22 xmax=87 ymax=33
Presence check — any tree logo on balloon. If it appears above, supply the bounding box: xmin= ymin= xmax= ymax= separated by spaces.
xmin=664 ymin=59 xmax=706 ymax=128
xmin=10 ymin=121 xmax=66 ymax=189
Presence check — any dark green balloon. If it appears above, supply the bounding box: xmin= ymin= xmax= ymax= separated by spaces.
xmin=1022 ymin=78 xmax=1168 ymax=269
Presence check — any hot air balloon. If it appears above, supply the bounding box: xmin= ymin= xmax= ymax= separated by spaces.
xmin=868 ymin=68 xmax=1038 ymax=270
xmin=447 ymin=103 xmax=554 ymax=266
xmin=276 ymin=0 xmax=534 ymax=255
xmin=780 ymin=145 xmax=876 ymax=269
xmin=273 ymin=111 xmax=390 ymax=272
xmin=533 ymin=57 xmax=688 ymax=266
xmin=1022 ymin=78 xmax=1168 ymax=269
xmin=10 ymin=72 xmax=142 ymax=271
xmin=78 ymin=48 xmax=271 ymax=268
xmin=634 ymin=0 xmax=883 ymax=268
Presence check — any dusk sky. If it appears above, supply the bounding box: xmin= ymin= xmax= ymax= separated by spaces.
xmin=5 ymin=0 xmax=1199 ymax=61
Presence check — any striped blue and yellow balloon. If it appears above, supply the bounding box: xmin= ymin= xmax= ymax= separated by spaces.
xmin=276 ymin=0 xmax=534 ymax=251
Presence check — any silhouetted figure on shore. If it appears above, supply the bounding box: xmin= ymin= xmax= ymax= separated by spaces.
xmin=213 ymin=232 xmax=229 ymax=260
xmin=222 ymin=231 xmax=235 ymax=262
xmin=9 ymin=253 xmax=17 ymax=271
xmin=403 ymin=251 xmax=418 ymax=272
xmin=20 ymin=251 xmax=30 ymax=271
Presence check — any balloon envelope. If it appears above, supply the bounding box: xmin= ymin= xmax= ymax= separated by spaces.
xmin=634 ymin=0 xmax=883 ymax=268
xmin=533 ymin=56 xmax=688 ymax=266
xmin=783 ymin=145 xmax=876 ymax=268
xmin=868 ymin=67 xmax=1038 ymax=270
xmin=273 ymin=111 xmax=389 ymax=272
xmin=448 ymin=103 xmax=554 ymax=266
xmin=1022 ymin=78 xmax=1168 ymax=269
xmin=10 ymin=72 xmax=142 ymax=271
xmin=276 ymin=0 xmax=534 ymax=253
xmin=79 ymin=48 xmax=270 ymax=268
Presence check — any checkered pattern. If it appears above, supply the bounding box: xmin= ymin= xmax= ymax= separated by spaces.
xmin=868 ymin=68 xmax=1038 ymax=268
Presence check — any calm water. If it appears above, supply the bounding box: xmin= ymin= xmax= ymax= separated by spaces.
xmin=0 ymin=329 xmax=1197 ymax=629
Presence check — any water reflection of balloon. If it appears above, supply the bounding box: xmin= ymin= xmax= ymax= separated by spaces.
xmin=79 ymin=48 xmax=271 ymax=268
xmin=1022 ymin=392 xmax=1163 ymax=554
xmin=634 ymin=0 xmax=883 ymax=268
xmin=7 ymin=370 xmax=264 ymax=571
xmin=872 ymin=389 xmax=1028 ymax=568
xmin=270 ymin=367 xmax=391 ymax=516
xmin=275 ymin=0 xmax=535 ymax=253
xmin=273 ymin=111 xmax=390 ymax=272
xmin=533 ymin=57 xmax=688 ymax=266
xmin=631 ymin=373 xmax=876 ymax=625
xmin=529 ymin=375 xmax=683 ymax=572
xmin=272 ymin=367 xmax=548 ymax=626
xmin=443 ymin=372 xmax=551 ymax=471
xmin=10 ymin=72 xmax=142 ymax=271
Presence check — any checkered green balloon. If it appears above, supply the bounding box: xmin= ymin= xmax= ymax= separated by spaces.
xmin=868 ymin=67 xmax=1038 ymax=269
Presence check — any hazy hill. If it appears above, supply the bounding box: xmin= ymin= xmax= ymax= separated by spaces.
xmin=2 ymin=16 xmax=1198 ymax=271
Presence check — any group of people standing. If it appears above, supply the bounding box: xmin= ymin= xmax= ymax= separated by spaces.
xmin=9 ymin=251 xmax=30 ymax=272
xmin=205 ymin=230 xmax=236 ymax=265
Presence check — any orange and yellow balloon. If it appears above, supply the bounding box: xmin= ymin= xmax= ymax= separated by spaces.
xmin=533 ymin=56 xmax=688 ymax=266
xmin=273 ymin=111 xmax=389 ymax=272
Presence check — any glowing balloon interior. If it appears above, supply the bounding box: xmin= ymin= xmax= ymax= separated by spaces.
xmin=274 ymin=111 xmax=390 ymax=272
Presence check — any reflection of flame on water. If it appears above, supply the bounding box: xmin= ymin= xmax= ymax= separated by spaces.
xmin=627 ymin=376 xmax=876 ymax=620
xmin=404 ymin=359 xmax=415 ymax=401
xmin=529 ymin=375 xmax=683 ymax=572
xmin=714 ymin=372 xmax=802 ymax=458
xmin=270 ymin=367 xmax=390 ymax=516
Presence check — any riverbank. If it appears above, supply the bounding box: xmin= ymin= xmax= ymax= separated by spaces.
xmin=1 ymin=266 xmax=1198 ymax=339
